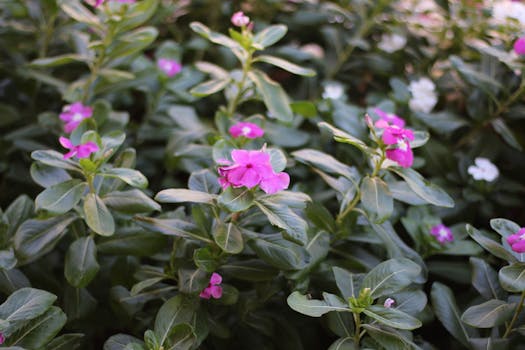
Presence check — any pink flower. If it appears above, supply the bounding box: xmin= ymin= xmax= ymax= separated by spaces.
xmin=507 ymin=228 xmax=525 ymax=253
xmin=373 ymin=108 xmax=405 ymax=128
xmin=376 ymin=122 xmax=415 ymax=168
xmin=157 ymin=58 xmax=182 ymax=77
xmin=384 ymin=298 xmax=395 ymax=308
xmin=218 ymin=149 xmax=290 ymax=194
xmin=514 ymin=37 xmax=525 ymax=55
xmin=59 ymin=137 xmax=99 ymax=159
xmin=229 ymin=122 xmax=264 ymax=139
xmin=0 ymin=333 xmax=4 ymax=345
xmin=430 ymin=224 xmax=454 ymax=244
xmin=231 ymin=11 xmax=250 ymax=27
xmin=59 ymin=102 xmax=93 ymax=133
xmin=200 ymin=272 xmax=223 ymax=299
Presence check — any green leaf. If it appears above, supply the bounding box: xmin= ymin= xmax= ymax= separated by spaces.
xmin=154 ymin=295 xmax=196 ymax=346
xmin=492 ymin=118 xmax=523 ymax=151
xmin=177 ymin=268 xmax=209 ymax=294
xmin=490 ymin=218 xmax=521 ymax=238
xmin=64 ymin=236 xmax=99 ymax=288
xmin=220 ymin=259 xmax=278 ymax=281
xmin=84 ymin=193 xmax=115 ymax=236
xmin=57 ymin=0 xmax=100 ymax=27
xmin=248 ymin=234 xmax=309 ymax=270
xmin=362 ymin=324 xmax=422 ymax=350
xmin=7 ymin=306 xmax=66 ymax=348
xmin=218 ymin=187 xmax=254 ymax=212
xmin=254 ymin=55 xmax=315 ymax=76
xmin=253 ymin=25 xmax=287 ymax=48
xmin=461 ymin=299 xmax=515 ymax=328
xmin=248 ymin=70 xmax=293 ymax=122
xmin=470 ymin=257 xmax=505 ymax=300
xmin=114 ymin=0 xmax=158 ymax=32
xmin=107 ymin=27 xmax=158 ymax=63
xmin=327 ymin=337 xmax=356 ymax=350
xmin=97 ymin=227 xmax=167 ymax=256
xmin=466 ymin=224 xmax=518 ymax=263
xmin=0 ymin=249 xmax=17 ymax=270
xmin=44 ymin=334 xmax=84 ymax=350
xmin=190 ymin=78 xmax=231 ymax=97
xmin=163 ymin=323 xmax=195 ymax=350
xmin=193 ymin=247 xmax=218 ymax=272
xmin=31 ymin=150 xmax=81 ymax=172
xmin=30 ymin=163 xmax=71 ymax=188
xmin=293 ymin=149 xmax=357 ymax=180
xmin=103 ymin=189 xmax=161 ymax=214
xmin=14 ymin=214 xmax=77 ymax=265
xmin=305 ymin=202 xmax=336 ymax=233
xmin=188 ymin=169 xmax=220 ymax=194
xmin=318 ymin=122 xmax=369 ymax=152
xmin=287 ymin=291 xmax=348 ymax=317
xmin=155 ymin=189 xmax=216 ymax=205
xmin=102 ymin=168 xmax=148 ymax=189
xmin=212 ymin=222 xmax=243 ymax=254
xmin=389 ymin=167 xmax=454 ymax=208
xmin=361 ymin=258 xmax=421 ymax=299
xmin=431 ymin=282 xmax=474 ymax=348
xmin=131 ymin=278 xmax=164 ymax=296
xmin=360 ymin=176 xmax=393 ymax=223
xmin=35 ymin=179 xmax=86 ymax=214
xmin=134 ymin=216 xmax=212 ymax=243
xmin=189 ymin=22 xmax=243 ymax=51
xmin=29 ymin=54 xmax=89 ymax=68
xmin=255 ymin=197 xmax=308 ymax=245
xmin=363 ymin=305 xmax=421 ymax=330
xmin=332 ymin=267 xmax=361 ymax=300
xmin=4 ymin=195 xmax=34 ymax=237
xmin=0 ymin=288 xmax=56 ymax=331
xmin=103 ymin=334 xmax=144 ymax=350
xmin=499 ymin=263 xmax=525 ymax=292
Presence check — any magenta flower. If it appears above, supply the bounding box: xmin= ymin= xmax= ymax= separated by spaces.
xmin=514 ymin=37 xmax=525 ymax=55
xmin=200 ymin=272 xmax=223 ymax=299
xmin=507 ymin=228 xmax=525 ymax=253
xmin=430 ymin=224 xmax=454 ymax=244
xmin=373 ymin=108 xmax=405 ymax=128
xmin=218 ymin=149 xmax=290 ymax=194
xmin=59 ymin=102 xmax=93 ymax=133
xmin=376 ymin=122 xmax=415 ymax=168
xmin=231 ymin=11 xmax=250 ymax=27
xmin=59 ymin=137 xmax=99 ymax=159
xmin=0 ymin=333 xmax=4 ymax=345
xmin=157 ymin=58 xmax=182 ymax=77
xmin=384 ymin=298 xmax=395 ymax=308
xmin=229 ymin=122 xmax=264 ymax=139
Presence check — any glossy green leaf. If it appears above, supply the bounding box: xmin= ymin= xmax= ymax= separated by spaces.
xmin=155 ymin=189 xmax=216 ymax=205
xmin=103 ymin=189 xmax=161 ymax=214
xmin=102 ymin=168 xmax=148 ymax=189
xmin=217 ymin=187 xmax=254 ymax=212
xmin=44 ymin=333 xmax=84 ymax=350
xmin=31 ymin=150 xmax=81 ymax=172
xmin=248 ymin=234 xmax=309 ymax=270
xmin=249 ymin=70 xmax=293 ymax=122
xmin=287 ymin=292 xmax=348 ymax=317
xmin=212 ymin=222 xmax=243 ymax=254
xmin=190 ymin=78 xmax=231 ymax=97
xmin=361 ymin=258 xmax=421 ymax=298
xmin=29 ymin=54 xmax=89 ymax=68
xmin=30 ymin=163 xmax=71 ymax=188
xmin=252 ymin=25 xmax=287 ymax=48
xmin=254 ymin=55 xmax=315 ymax=76
xmin=360 ymin=176 xmax=393 ymax=223
xmin=35 ymin=179 xmax=86 ymax=214
xmin=461 ymin=299 xmax=514 ymax=328
xmin=83 ymin=193 xmax=115 ymax=236
xmin=363 ymin=305 xmax=421 ymax=330
xmin=470 ymin=257 xmax=505 ymax=300
xmin=154 ymin=295 xmax=196 ymax=346
xmin=64 ymin=236 xmax=99 ymax=288
xmin=499 ymin=263 xmax=525 ymax=292
xmin=254 ymin=198 xmax=308 ymax=245
xmin=467 ymin=224 xmax=517 ymax=263
xmin=0 ymin=288 xmax=56 ymax=330
xmin=7 ymin=306 xmax=66 ymax=348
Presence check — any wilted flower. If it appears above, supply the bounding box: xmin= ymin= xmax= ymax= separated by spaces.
xmin=376 ymin=121 xmax=415 ymax=168
xmin=514 ymin=37 xmax=525 ymax=55
xmin=200 ymin=273 xmax=223 ymax=299
xmin=229 ymin=122 xmax=264 ymax=139
xmin=507 ymin=228 xmax=525 ymax=253
xmin=231 ymin=11 xmax=250 ymax=27
xmin=373 ymin=108 xmax=406 ymax=128
xmin=322 ymin=82 xmax=345 ymax=100
xmin=408 ymin=77 xmax=438 ymax=113
xmin=59 ymin=102 xmax=93 ymax=133
xmin=430 ymin=224 xmax=454 ymax=244
xmin=467 ymin=157 xmax=499 ymax=182
xmin=59 ymin=137 xmax=99 ymax=159
xmin=157 ymin=58 xmax=182 ymax=77
xmin=378 ymin=33 xmax=407 ymax=53
xmin=384 ymin=298 xmax=395 ymax=308
xmin=218 ymin=149 xmax=290 ymax=194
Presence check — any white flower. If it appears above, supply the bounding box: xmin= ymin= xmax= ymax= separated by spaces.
xmin=322 ymin=82 xmax=345 ymax=100
xmin=378 ymin=33 xmax=407 ymax=53
xmin=300 ymin=43 xmax=324 ymax=59
xmin=468 ymin=157 xmax=499 ymax=182
xmin=408 ymin=77 xmax=438 ymax=113
xmin=492 ymin=1 xmax=525 ymax=27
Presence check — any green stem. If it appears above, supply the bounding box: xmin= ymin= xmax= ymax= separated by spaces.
xmin=371 ymin=152 xmax=386 ymax=178
xmin=353 ymin=312 xmax=361 ymax=347
xmin=336 ymin=191 xmax=361 ymax=225
xmin=82 ymin=28 xmax=113 ymax=103
xmin=503 ymin=290 xmax=525 ymax=338
xmin=226 ymin=51 xmax=253 ymax=117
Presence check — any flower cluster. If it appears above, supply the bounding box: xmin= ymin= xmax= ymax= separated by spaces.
xmin=468 ymin=157 xmax=499 ymax=182
xmin=200 ymin=273 xmax=223 ymax=299
xmin=218 ymin=149 xmax=290 ymax=194
xmin=229 ymin=122 xmax=264 ymax=139
xmin=507 ymin=228 xmax=525 ymax=253
xmin=430 ymin=224 xmax=454 ymax=244
xmin=408 ymin=77 xmax=438 ymax=113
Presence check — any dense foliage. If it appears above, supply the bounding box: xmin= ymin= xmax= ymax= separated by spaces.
xmin=2 ymin=0 xmax=525 ymax=349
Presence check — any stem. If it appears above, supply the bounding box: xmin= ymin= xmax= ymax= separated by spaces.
xmin=82 ymin=28 xmax=113 ymax=103
xmin=226 ymin=51 xmax=253 ymax=117
xmin=503 ymin=290 xmax=525 ymax=338
xmin=371 ymin=152 xmax=386 ymax=178
xmin=336 ymin=191 xmax=361 ymax=225
xmin=353 ymin=312 xmax=361 ymax=347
